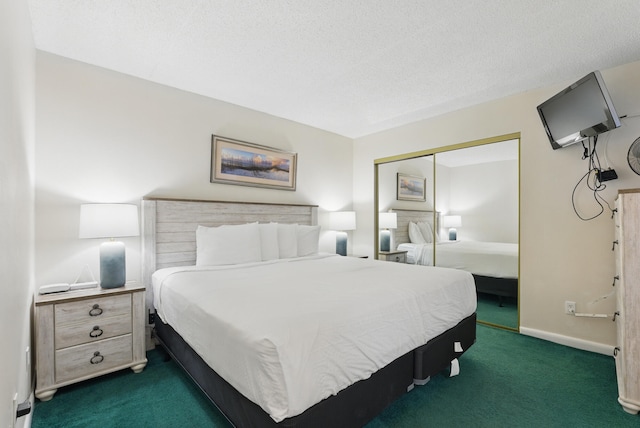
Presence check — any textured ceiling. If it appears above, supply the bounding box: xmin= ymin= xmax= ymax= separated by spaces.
xmin=27 ymin=0 xmax=640 ymax=138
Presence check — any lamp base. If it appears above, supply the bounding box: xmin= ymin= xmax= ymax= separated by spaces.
xmin=336 ymin=231 xmax=348 ymax=256
xmin=448 ymin=228 xmax=457 ymax=241
xmin=100 ymin=241 xmax=126 ymax=288
xmin=380 ymin=230 xmax=391 ymax=252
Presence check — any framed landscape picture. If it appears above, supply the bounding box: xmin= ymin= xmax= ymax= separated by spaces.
xmin=210 ymin=135 xmax=297 ymax=191
xmin=397 ymin=173 xmax=426 ymax=201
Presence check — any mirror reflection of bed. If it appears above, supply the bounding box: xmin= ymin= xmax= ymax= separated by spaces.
xmin=375 ymin=136 xmax=520 ymax=331
xmin=390 ymin=208 xmax=519 ymax=330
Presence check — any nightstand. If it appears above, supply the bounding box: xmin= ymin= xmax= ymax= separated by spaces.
xmin=35 ymin=283 xmax=147 ymax=401
xmin=378 ymin=250 xmax=408 ymax=263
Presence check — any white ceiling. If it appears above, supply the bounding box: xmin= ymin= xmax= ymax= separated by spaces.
xmin=27 ymin=0 xmax=640 ymax=139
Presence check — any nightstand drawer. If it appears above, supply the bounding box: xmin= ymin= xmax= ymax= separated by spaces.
xmin=378 ymin=251 xmax=407 ymax=263
xmin=391 ymin=253 xmax=406 ymax=263
xmin=55 ymin=334 xmax=133 ymax=383
xmin=55 ymin=313 xmax=132 ymax=349
xmin=55 ymin=294 xmax=131 ymax=326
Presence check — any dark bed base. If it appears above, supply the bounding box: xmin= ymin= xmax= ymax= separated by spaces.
xmin=154 ymin=313 xmax=476 ymax=428
xmin=473 ymin=275 xmax=518 ymax=304
xmin=414 ymin=312 xmax=476 ymax=381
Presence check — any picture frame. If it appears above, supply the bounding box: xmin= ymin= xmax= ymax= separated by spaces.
xmin=397 ymin=173 xmax=426 ymax=201
xmin=210 ymin=135 xmax=297 ymax=191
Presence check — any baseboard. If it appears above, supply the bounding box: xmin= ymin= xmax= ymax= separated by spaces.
xmin=519 ymin=327 xmax=615 ymax=356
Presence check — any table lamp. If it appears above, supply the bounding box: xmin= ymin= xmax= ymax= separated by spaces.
xmin=79 ymin=204 xmax=140 ymax=288
xmin=443 ymin=215 xmax=462 ymax=241
xmin=379 ymin=212 xmax=397 ymax=252
xmin=329 ymin=211 xmax=356 ymax=256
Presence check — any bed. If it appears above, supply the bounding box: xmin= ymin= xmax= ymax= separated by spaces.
xmin=142 ymin=198 xmax=477 ymax=427
xmin=389 ymin=208 xmax=519 ymax=301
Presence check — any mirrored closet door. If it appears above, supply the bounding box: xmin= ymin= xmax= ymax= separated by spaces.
xmin=374 ymin=134 xmax=520 ymax=331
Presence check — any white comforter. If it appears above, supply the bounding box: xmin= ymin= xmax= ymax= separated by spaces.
xmin=398 ymin=241 xmax=518 ymax=279
xmin=152 ymin=254 xmax=476 ymax=422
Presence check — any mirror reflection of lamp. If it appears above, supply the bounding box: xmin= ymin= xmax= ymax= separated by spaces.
xmin=329 ymin=211 xmax=356 ymax=256
xmin=379 ymin=212 xmax=397 ymax=252
xmin=79 ymin=204 xmax=140 ymax=288
xmin=443 ymin=215 xmax=461 ymax=241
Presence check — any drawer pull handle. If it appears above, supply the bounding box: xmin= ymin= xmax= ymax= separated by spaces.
xmin=89 ymin=304 xmax=103 ymax=317
xmin=89 ymin=326 xmax=103 ymax=338
xmin=90 ymin=351 xmax=104 ymax=365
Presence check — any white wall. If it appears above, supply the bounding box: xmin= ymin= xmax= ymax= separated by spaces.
xmin=354 ymin=60 xmax=640 ymax=351
xmin=35 ymin=53 xmax=353 ymax=289
xmin=376 ymin=156 xmax=518 ymax=243
xmin=378 ymin=157 xmax=435 ymax=212
xmin=0 ymin=1 xmax=35 ymax=427
xmin=447 ymin=159 xmax=519 ymax=243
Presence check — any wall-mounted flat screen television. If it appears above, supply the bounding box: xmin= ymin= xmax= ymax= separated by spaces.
xmin=537 ymin=71 xmax=621 ymax=150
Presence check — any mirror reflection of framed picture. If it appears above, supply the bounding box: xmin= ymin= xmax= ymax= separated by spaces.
xmin=210 ymin=135 xmax=297 ymax=191
xmin=397 ymin=173 xmax=426 ymax=201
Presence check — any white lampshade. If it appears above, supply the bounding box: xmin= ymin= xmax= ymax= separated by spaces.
xmin=379 ymin=212 xmax=397 ymax=229
xmin=443 ymin=215 xmax=462 ymax=228
xmin=79 ymin=203 xmax=139 ymax=289
xmin=443 ymin=215 xmax=461 ymax=241
xmin=329 ymin=211 xmax=356 ymax=231
xmin=79 ymin=204 xmax=140 ymax=239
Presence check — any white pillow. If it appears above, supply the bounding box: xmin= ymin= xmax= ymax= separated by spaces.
xmin=408 ymin=221 xmax=427 ymax=244
xmin=417 ymin=222 xmax=434 ymax=243
xmin=297 ymin=225 xmax=321 ymax=256
xmin=259 ymin=223 xmax=280 ymax=261
xmin=277 ymin=223 xmax=298 ymax=258
xmin=196 ymin=223 xmax=262 ymax=266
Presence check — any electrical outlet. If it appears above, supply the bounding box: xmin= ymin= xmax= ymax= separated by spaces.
xmin=565 ymin=301 xmax=576 ymax=315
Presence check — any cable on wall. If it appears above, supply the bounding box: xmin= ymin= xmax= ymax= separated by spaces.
xmin=571 ymin=135 xmax=614 ymax=221
xmin=570 ymin=114 xmax=640 ymax=221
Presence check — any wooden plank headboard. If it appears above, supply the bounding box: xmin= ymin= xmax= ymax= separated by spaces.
xmin=141 ymin=198 xmax=318 ymax=307
xmin=389 ymin=208 xmax=440 ymax=247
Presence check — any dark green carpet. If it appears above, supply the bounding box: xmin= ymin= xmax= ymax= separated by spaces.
xmin=33 ymin=325 xmax=638 ymax=427
xmin=476 ymin=293 xmax=518 ymax=329
xmin=32 ymin=349 xmax=229 ymax=427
